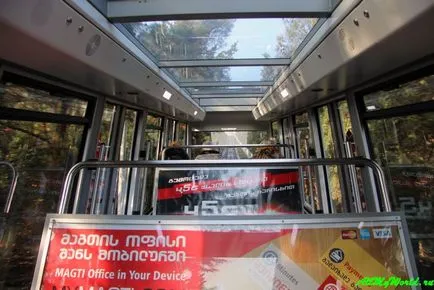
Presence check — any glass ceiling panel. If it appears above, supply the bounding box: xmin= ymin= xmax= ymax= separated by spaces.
xmin=187 ymin=86 xmax=269 ymax=95
xmin=123 ymin=18 xmax=317 ymax=61
xmin=166 ymin=66 xmax=285 ymax=82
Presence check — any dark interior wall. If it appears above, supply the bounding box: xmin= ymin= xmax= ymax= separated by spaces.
xmin=190 ymin=112 xmax=269 ymax=131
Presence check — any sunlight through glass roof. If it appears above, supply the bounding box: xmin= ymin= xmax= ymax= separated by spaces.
xmin=115 ymin=15 xmax=322 ymax=111
xmin=123 ymin=19 xmax=317 ymax=60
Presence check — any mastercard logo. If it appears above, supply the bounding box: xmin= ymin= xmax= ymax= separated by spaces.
xmin=341 ymin=230 xmax=358 ymax=239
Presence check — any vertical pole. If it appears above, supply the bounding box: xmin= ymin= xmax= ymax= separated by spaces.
xmin=140 ymin=142 xmax=151 ymax=215
xmin=72 ymin=96 xmax=105 ymax=214
xmin=347 ymin=93 xmax=381 ymax=212
xmin=328 ymin=102 xmax=353 ymax=213
xmin=127 ymin=110 xmax=147 ymax=215
xmin=186 ymin=124 xmax=192 ymax=157
xmin=105 ymin=107 xmax=126 ymax=215
xmin=308 ymin=108 xmax=330 ymax=213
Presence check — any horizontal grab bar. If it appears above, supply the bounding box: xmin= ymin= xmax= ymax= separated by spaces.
xmin=58 ymin=158 xmax=391 ymax=214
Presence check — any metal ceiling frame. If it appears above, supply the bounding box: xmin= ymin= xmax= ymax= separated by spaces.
xmin=107 ymin=0 xmax=336 ymax=22
xmin=159 ymin=59 xmax=290 ymax=67
xmin=85 ymin=0 xmax=341 ymax=112
xmin=179 ymin=81 xmax=273 ymax=87
xmin=198 ymin=98 xmax=259 ymax=106
xmin=203 ymin=106 xmax=256 ymax=112
xmin=191 ymin=94 xmax=263 ymax=99
xmin=190 ymin=88 xmax=268 ymax=95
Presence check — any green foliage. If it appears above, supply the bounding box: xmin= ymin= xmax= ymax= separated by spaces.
xmin=366 ymin=75 xmax=434 ymax=166
xmin=127 ymin=20 xmax=238 ymax=81
xmin=261 ymin=19 xmax=317 ymax=81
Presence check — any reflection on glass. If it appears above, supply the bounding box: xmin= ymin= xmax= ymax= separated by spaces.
xmin=0 ymin=120 xmax=84 ymax=288
xmin=318 ymin=106 xmax=343 ymax=213
xmin=337 ymin=100 xmax=366 ymax=212
xmin=271 ymin=121 xmax=280 ymax=140
xmin=296 ymin=127 xmax=319 ymax=212
xmin=0 ymin=82 xmax=88 ymax=116
xmin=176 ymin=122 xmax=187 ymax=145
xmin=115 ymin=109 xmax=137 ymax=214
xmin=192 ymin=131 xmax=268 ymax=159
xmin=364 ymin=74 xmax=434 ymax=111
xmin=295 ymin=112 xmax=309 ymax=125
xmin=271 ymin=120 xmax=285 ymax=157
xmin=146 ymin=114 xmax=163 ymax=128
xmin=143 ymin=122 xmax=163 ymax=213
xmin=166 ymin=120 xmax=176 ymax=146
xmin=0 ymin=166 xmax=11 ymax=212
xmin=367 ymin=112 xmax=434 ymax=283
xmin=98 ymin=103 xmax=116 ymax=147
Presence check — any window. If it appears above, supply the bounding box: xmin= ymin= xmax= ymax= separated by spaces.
xmin=144 ymin=114 xmax=163 ymax=160
xmin=364 ymin=72 xmax=434 ymax=284
xmin=295 ymin=112 xmax=309 ymax=125
xmin=175 ymin=122 xmax=187 ymax=145
xmin=192 ymin=130 xmax=268 ymax=159
xmin=337 ymin=100 xmax=366 ymax=212
xmin=0 ymin=82 xmax=87 ymax=116
xmin=363 ymin=74 xmax=434 ymax=111
xmin=318 ymin=106 xmax=343 ymax=213
xmin=142 ymin=114 xmax=163 ymax=213
xmin=97 ymin=103 xmax=117 ymax=160
xmin=0 ymin=78 xmax=88 ymax=288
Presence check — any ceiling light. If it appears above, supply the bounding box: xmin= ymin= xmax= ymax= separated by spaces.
xmin=366 ymin=105 xmax=376 ymax=111
xmin=162 ymin=90 xmax=172 ymax=100
xmin=280 ymin=88 xmax=289 ymax=98
xmin=194 ymin=110 xmax=198 ymax=116
xmin=193 ymin=128 xmax=199 ymax=132
xmin=221 ymin=128 xmax=237 ymax=131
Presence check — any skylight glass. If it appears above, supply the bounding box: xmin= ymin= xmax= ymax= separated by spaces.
xmin=123 ymin=18 xmax=317 ymax=60
xmin=166 ymin=66 xmax=285 ymax=82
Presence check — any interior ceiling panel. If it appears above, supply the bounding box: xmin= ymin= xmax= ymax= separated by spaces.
xmin=0 ymin=0 xmax=205 ymax=121
xmin=254 ymin=0 xmax=434 ymax=120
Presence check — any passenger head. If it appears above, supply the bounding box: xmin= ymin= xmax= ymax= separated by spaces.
xmin=253 ymin=146 xmax=277 ymax=159
xmin=164 ymin=141 xmax=189 ymax=160
xmin=200 ymin=141 xmax=219 ymax=154
xmin=168 ymin=141 xmax=182 ymax=148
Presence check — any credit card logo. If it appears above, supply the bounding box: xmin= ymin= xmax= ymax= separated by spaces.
xmin=341 ymin=230 xmax=357 ymax=240
xmin=360 ymin=228 xmax=371 ymax=240
xmin=373 ymin=227 xmax=392 ymax=239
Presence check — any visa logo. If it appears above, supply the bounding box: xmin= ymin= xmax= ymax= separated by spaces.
xmin=373 ymin=227 xmax=392 ymax=239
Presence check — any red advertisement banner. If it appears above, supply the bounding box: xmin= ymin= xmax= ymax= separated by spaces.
xmin=154 ymin=168 xmax=302 ymax=215
xmin=35 ymin=217 xmax=414 ymax=290
xmin=41 ymin=227 xmax=286 ymax=289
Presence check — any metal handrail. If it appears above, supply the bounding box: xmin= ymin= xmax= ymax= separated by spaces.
xmin=57 ymin=158 xmax=391 ymax=214
xmin=0 ymin=161 xmax=19 ymax=214
xmin=161 ymin=144 xmax=295 ymax=159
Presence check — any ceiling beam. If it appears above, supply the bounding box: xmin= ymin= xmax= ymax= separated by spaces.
xmin=160 ymin=58 xmax=291 ymax=67
xmin=199 ymin=98 xmax=258 ymax=106
xmin=204 ymin=106 xmax=255 ymax=112
xmin=180 ymin=81 xmax=273 ymax=87
xmin=192 ymin=94 xmax=263 ymax=99
xmin=108 ymin=0 xmax=332 ymax=22
xmin=191 ymin=88 xmax=267 ymax=95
